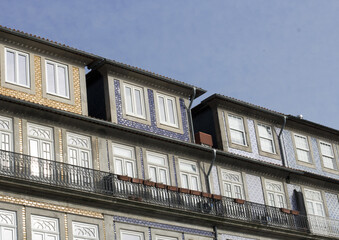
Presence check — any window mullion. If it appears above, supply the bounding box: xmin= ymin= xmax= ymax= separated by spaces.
xmin=14 ymin=51 xmax=19 ymax=84
xmin=54 ymin=63 xmax=59 ymax=95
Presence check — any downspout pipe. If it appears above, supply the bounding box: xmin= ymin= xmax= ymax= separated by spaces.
xmin=206 ymin=148 xmax=217 ymax=194
xmin=187 ymin=87 xmax=196 ymax=143
xmin=213 ymin=225 xmax=218 ymax=240
xmin=278 ymin=116 xmax=288 ymax=167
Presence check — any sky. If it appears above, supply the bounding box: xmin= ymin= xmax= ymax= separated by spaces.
xmin=1 ymin=0 xmax=339 ymax=129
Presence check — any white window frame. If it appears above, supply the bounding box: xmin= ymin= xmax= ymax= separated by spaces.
xmin=227 ymin=114 xmax=247 ymax=146
xmin=120 ymin=229 xmax=144 ymax=240
xmin=112 ymin=144 xmax=136 ymax=178
xmin=264 ymin=179 xmax=287 ymax=208
xmin=293 ymin=133 xmax=312 ymax=164
xmin=220 ymin=169 xmax=245 ymax=200
xmin=45 ymin=60 xmax=69 ymax=98
xmin=257 ymin=123 xmax=276 ymax=154
xmin=319 ymin=141 xmax=337 ymax=170
xmin=178 ymin=159 xmax=201 ymax=191
xmin=72 ymin=221 xmax=99 ymax=240
xmin=5 ymin=47 xmax=30 ymax=88
xmin=0 ymin=116 xmax=13 ymax=152
xmin=0 ymin=209 xmax=17 ymax=240
xmin=304 ymin=188 xmax=325 ymax=217
xmin=146 ymin=151 xmax=170 ymax=184
xmin=155 ymin=236 xmax=178 ymax=240
xmin=31 ymin=215 xmax=59 ymax=240
xmin=156 ymin=93 xmax=178 ymax=128
xmin=67 ymin=133 xmax=92 ymax=168
xmin=123 ymin=83 xmax=146 ymax=119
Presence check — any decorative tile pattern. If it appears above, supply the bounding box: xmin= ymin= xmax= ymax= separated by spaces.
xmin=246 ymin=174 xmax=264 ymax=204
xmin=287 ymin=184 xmax=301 ymax=210
xmin=113 ymin=215 xmax=214 ymax=237
xmin=325 ymin=192 xmax=339 ymax=220
xmin=211 ymin=166 xmax=220 ymax=195
xmin=148 ymin=227 xmax=151 ymax=240
xmin=113 ymin=220 xmax=117 ymax=240
xmin=0 ymin=56 xmax=83 ymax=114
xmin=114 ymin=80 xmax=190 ymax=141
xmin=219 ymin=234 xmax=256 ymax=240
xmin=283 ymin=130 xmax=339 ymax=180
xmin=225 ymin=119 xmax=282 ymax=166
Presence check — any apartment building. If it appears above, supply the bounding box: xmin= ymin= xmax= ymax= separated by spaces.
xmin=0 ymin=25 xmax=337 ymax=240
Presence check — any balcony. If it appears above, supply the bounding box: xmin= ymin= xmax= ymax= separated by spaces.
xmin=0 ymin=150 xmax=337 ymax=238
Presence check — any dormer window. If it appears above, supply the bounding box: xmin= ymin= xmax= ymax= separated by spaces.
xmin=5 ymin=48 xmax=30 ymax=88
xmin=123 ymin=83 xmax=146 ymax=119
xmin=294 ymin=134 xmax=312 ymax=163
xmin=228 ymin=114 xmax=247 ymax=146
xmin=319 ymin=141 xmax=337 ymax=170
xmin=46 ymin=60 xmax=69 ymax=98
xmin=156 ymin=93 xmax=178 ymax=127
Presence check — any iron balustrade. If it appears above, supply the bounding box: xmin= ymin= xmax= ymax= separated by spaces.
xmin=1 ymin=149 xmax=337 ymax=236
xmin=308 ymin=215 xmax=339 ymax=238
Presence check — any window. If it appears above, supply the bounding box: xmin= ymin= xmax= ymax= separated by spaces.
xmin=294 ymin=134 xmax=312 ymax=163
xmin=112 ymin=144 xmax=136 ymax=177
xmin=156 ymin=236 xmax=178 ymax=240
xmin=123 ymin=84 xmax=146 ymax=119
xmin=0 ymin=209 xmax=16 ymax=240
xmin=156 ymin=93 xmax=178 ymax=127
xmin=0 ymin=116 xmax=13 ymax=152
xmin=72 ymin=222 xmax=99 ymax=240
xmin=67 ymin=133 xmax=92 ymax=168
xmin=28 ymin=123 xmax=54 ymax=177
xmin=5 ymin=48 xmax=30 ymax=88
xmin=228 ymin=114 xmax=247 ymax=146
xmin=319 ymin=141 xmax=337 ymax=170
xmin=120 ymin=230 xmax=144 ymax=240
xmin=220 ymin=169 xmax=244 ymax=199
xmin=257 ymin=123 xmax=275 ymax=154
xmin=146 ymin=152 xmax=169 ymax=184
xmin=46 ymin=60 xmax=69 ymax=98
xmin=179 ymin=159 xmax=200 ymax=191
xmin=31 ymin=215 xmax=59 ymax=240
xmin=264 ymin=179 xmax=286 ymax=208
xmin=304 ymin=189 xmax=325 ymax=217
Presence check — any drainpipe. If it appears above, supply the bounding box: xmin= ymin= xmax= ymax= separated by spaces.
xmin=187 ymin=87 xmax=196 ymax=143
xmin=206 ymin=149 xmax=217 ymax=193
xmin=278 ymin=116 xmax=288 ymax=167
xmin=213 ymin=225 xmax=218 ymax=240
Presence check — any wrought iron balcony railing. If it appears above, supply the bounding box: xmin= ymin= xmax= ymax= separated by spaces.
xmin=0 ymin=149 xmax=337 ymax=238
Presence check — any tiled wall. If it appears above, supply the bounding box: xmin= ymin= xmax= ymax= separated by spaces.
xmin=245 ymin=174 xmax=264 ymax=204
xmin=224 ymin=119 xmax=283 ymax=166
xmin=325 ymin=192 xmax=339 ymax=220
xmin=282 ymin=130 xmax=339 ymax=180
xmin=114 ymin=80 xmax=190 ymax=141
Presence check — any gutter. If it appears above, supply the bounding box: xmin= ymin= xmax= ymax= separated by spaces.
xmin=188 ymin=87 xmax=196 ymax=143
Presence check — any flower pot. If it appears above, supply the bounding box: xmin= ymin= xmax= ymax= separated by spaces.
xmin=167 ymin=186 xmax=179 ymax=192
xmin=178 ymin=188 xmax=190 ymax=194
xmin=190 ymin=190 xmax=201 ymax=196
xmin=143 ymin=180 xmax=156 ymax=187
xmin=156 ymin=183 xmax=166 ymax=189
xmin=201 ymin=192 xmax=212 ymax=198
xmin=291 ymin=210 xmax=300 ymax=215
xmin=131 ymin=178 xmax=144 ymax=184
xmin=118 ymin=175 xmax=131 ymax=181
xmin=280 ymin=208 xmax=291 ymax=214
xmin=234 ymin=198 xmax=245 ymax=204
xmin=212 ymin=194 xmax=222 ymax=200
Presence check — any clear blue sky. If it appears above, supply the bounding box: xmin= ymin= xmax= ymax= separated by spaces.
xmin=1 ymin=0 xmax=339 ymax=129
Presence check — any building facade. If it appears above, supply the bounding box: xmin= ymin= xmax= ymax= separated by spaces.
xmin=0 ymin=26 xmax=337 ymax=240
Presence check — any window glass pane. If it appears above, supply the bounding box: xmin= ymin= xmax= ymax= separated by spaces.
xmin=47 ymin=63 xmax=56 ymax=94
xmin=32 ymin=232 xmax=43 ymax=240
xmin=126 ymin=161 xmax=134 ymax=177
xmin=149 ymin=167 xmax=157 ymax=182
xmin=57 ymin=66 xmax=68 ymax=97
xmin=167 ymin=98 xmax=175 ymax=124
xmin=230 ymin=129 xmax=246 ymax=145
xmin=297 ymin=149 xmax=310 ymax=162
xmin=320 ymin=142 xmax=333 ymax=156
xmin=323 ymin=156 xmax=335 ymax=169
xmin=258 ymin=125 xmax=272 ymax=139
xmin=18 ymin=54 xmax=28 ymax=86
xmin=148 ymin=154 xmax=165 ymax=166
xmin=114 ymin=159 xmax=123 ymax=175
xmin=277 ymin=195 xmax=285 ymax=208
xmin=158 ymin=96 xmax=166 ymax=122
xmin=181 ymin=174 xmax=188 ymax=188
xmin=191 ymin=176 xmax=199 ymax=191
xmin=134 ymin=89 xmax=143 ymax=116
xmin=6 ymin=51 xmax=15 ymax=83
xmin=125 ymin=87 xmax=133 ymax=113
xmin=29 ymin=139 xmax=39 ymax=158
xmin=295 ymin=135 xmax=308 ymax=149
xmin=2 ymin=227 xmax=15 ymax=240
xmin=81 ymin=151 xmax=89 ymax=168
xmin=315 ymin=203 xmax=324 ymax=216
xmin=42 ymin=142 xmax=51 ymax=160
xmin=179 ymin=162 xmax=197 ymax=173
xmin=1 ymin=133 xmax=10 ymax=151
xmin=121 ymin=232 xmax=142 ymax=240
xmin=224 ymin=183 xmax=232 ymax=198
xmin=228 ymin=115 xmax=244 ymax=131
xmin=159 ymin=169 xmax=167 ymax=184
xmin=261 ymin=138 xmax=274 ymax=153
xmin=114 ymin=146 xmax=133 ymax=159
xmin=268 ymin=193 xmax=275 ymax=206
xmin=234 ymin=185 xmax=242 ymax=199
xmin=69 ymin=149 xmax=78 ymax=165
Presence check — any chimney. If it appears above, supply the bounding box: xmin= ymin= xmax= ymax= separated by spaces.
xmin=195 ymin=132 xmax=213 ymax=147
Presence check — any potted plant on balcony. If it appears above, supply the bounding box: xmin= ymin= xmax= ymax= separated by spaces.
xmin=131 ymin=178 xmax=144 ymax=184
xmin=212 ymin=194 xmax=222 ymax=200
xmin=280 ymin=208 xmax=291 ymax=214
xmin=190 ymin=190 xmax=201 ymax=196
xmin=167 ymin=185 xmax=178 ymax=192
xmin=155 ymin=183 xmax=166 ymax=189
xmin=118 ymin=175 xmax=131 ymax=182
xmin=234 ymin=198 xmax=245 ymax=204
xmin=201 ymin=192 xmax=212 ymax=198
xmin=178 ymin=188 xmax=190 ymax=194
xmin=291 ymin=210 xmax=299 ymax=215
xmin=143 ymin=180 xmax=156 ymax=187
